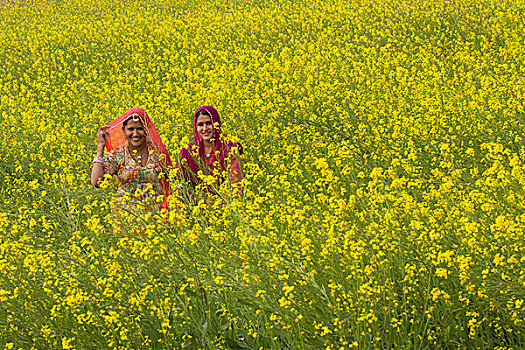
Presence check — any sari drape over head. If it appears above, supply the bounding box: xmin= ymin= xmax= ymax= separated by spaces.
xmin=105 ymin=108 xmax=172 ymax=201
xmin=178 ymin=105 xmax=243 ymax=189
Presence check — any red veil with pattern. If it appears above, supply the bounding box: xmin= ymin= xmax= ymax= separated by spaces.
xmin=105 ymin=108 xmax=172 ymax=198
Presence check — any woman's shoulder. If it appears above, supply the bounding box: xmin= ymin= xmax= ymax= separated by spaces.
xmin=115 ymin=144 xmax=129 ymax=157
xmin=180 ymin=143 xmax=198 ymax=156
xmin=104 ymin=144 xmax=127 ymax=162
xmin=225 ymin=140 xmax=243 ymax=155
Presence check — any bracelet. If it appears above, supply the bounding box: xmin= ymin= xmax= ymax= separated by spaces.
xmin=93 ymin=156 xmax=105 ymax=164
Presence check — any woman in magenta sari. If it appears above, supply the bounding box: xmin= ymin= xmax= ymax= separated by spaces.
xmin=177 ymin=105 xmax=243 ymax=196
xmin=91 ymin=108 xmax=172 ymax=210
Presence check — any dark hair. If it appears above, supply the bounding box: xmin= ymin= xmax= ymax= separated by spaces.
xmin=196 ymin=109 xmax=211 ymax=119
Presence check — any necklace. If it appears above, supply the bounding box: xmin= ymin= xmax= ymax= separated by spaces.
xmin=131 ymin=146 xmax=148 ymax=165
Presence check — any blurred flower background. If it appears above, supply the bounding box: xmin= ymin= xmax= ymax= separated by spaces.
xmin=1 ymin=0 xmax=525 ymax=348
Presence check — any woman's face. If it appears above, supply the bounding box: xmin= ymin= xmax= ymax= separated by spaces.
xmin=196 ymin=114 xmax=214 ymax=142
xmin=124 ymin=119 xmax=147 ymax=149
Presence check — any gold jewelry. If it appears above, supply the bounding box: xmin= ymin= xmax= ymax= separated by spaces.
xmin=131 ymin=146 xmax=148 ymax=164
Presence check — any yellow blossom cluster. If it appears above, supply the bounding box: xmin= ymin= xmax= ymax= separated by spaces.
xmin=1 ymin=0 xmax=525 ymax=348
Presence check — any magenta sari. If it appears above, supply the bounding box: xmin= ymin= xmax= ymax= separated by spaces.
xmin=178 ymin=105 xmax=243 ymax=190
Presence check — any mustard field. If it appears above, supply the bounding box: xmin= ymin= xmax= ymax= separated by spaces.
xmin=1 ymin=0 xmax=525 ymax=348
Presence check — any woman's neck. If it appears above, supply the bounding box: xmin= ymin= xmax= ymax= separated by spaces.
xmin=204 ymin=140 xmax=214 ymax=154
xmin=128 ymin=143 xmax=147 ymax=154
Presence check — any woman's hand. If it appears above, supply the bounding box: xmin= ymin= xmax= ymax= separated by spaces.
xmin=96 ymin=126 xmax=109 ymax=151
xmin=92 ymin=126 xmax=109 ymax=187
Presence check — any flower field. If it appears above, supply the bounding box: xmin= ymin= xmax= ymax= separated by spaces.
xmin=1 ymin=0 xmax=525 ymax=348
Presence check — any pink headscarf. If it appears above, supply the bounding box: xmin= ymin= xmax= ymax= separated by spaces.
xmin=105 ymin=108 xmax=173 ymax=199
xmin=179 ymin=105 xmax=243 ymax=186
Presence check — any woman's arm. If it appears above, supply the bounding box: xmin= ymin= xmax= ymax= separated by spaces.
xmin=228 ymin=141 xmax=244 ymax=184
xmin=229 ymin=154 xmax=243 ymax=184
xmin=91 ymin=126 xmax=108 ymax=187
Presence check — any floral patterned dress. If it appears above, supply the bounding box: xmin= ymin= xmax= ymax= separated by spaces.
xmin=103 ymin=141 xmax=167 ymax=209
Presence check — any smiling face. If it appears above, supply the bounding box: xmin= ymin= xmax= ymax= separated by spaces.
xmin=123 ymin=119 xmax=147 ymax=149
xmin=196 ymin=114 xmax=214 ymax=142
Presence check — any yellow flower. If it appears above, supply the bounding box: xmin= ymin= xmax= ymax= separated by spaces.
xmin=62 ymin=337 xmax=75 ymax=350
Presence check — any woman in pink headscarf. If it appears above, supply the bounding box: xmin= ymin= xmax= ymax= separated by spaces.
xmin=177 ymin=105 xmax=243 ymax=195
xmin=91 ymin=108 xmax=172 ymax=210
